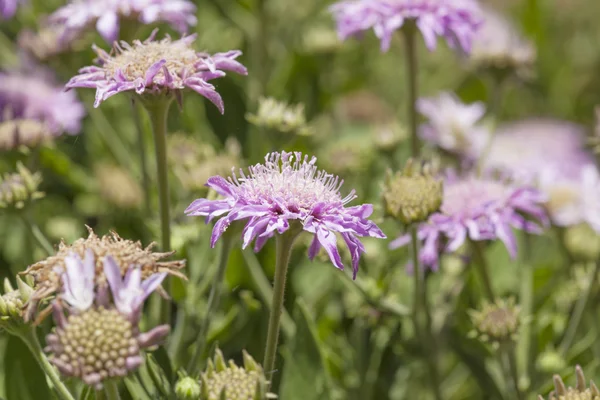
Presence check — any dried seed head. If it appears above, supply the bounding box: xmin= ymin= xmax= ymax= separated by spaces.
xmin=0 ymin=118 xmax=56 ymax=150
xmin=382 ymin=159 xmax=443 ymax=225
xmin=200 ymin=349 xmax=276 ymax=400
xmin=46 ymin=306 xmax=168 ymax=389
xmin=246 ymin=97 xmax=311 ymax=136
xmin=539 ymin=365 xmax=600 ymax=400
xmin=468 ymin=297 xmax=521 ymax=348
xmin=95 ymin=164 xmax=143 ymax=209
xmin=0 ymin=162 xmax=44 ymax=211
xmin=22 ymin=227 xmax=185 ymax=320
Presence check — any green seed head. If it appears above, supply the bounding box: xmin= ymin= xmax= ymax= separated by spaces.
xmin=468 ymin=297 xmax=521 ymax=349
xmin=246 ymin=97 xmax=310 ymax=136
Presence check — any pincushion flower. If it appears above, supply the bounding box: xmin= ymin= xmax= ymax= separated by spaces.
xmin=0 ymin=66 xmax=85 ymax=135
xmin=66 ymin=30 xmax=248 ymax=113
xmin=47 ymin=251 xmax=169 ymax=389
xmin=329 ymin=0 xmax=483 ymax=52
xmin=48 ymin=0 xmax=197 ymax=44
xmin=417 ymin=92 xmax=490 ymax=158
xmin=0 ymin=0 xmax=23 ymax=19
xmin=390 ymin=173 xmax=548 ymax=270
xmin=185 ymin=151 xmax=386 ymax=278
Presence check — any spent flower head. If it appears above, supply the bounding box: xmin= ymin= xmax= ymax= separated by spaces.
xmin=417 ymin=92 xmax=490 ymax=158
xmin=0 ymin=162 xmax=44 ymax=211
xmin=538 ymin=365 xmax=600 ymax=400
xmin=390 ymin=172 xmax=548 ymax=270
xmin=46 ymin=252 xmax=168 ymax=389
xmin=185 ymin=151 xmax=386 ymax=278
xmin=468 ymin=297 xmax=521 ymax=349
xmin=199 ymin=349 xmax=276 ymax=400
xmin=1 ymin=65 xmax=85 ymax=135
xmin=246 ymin=97 xmax=311 ymax=136
xmin=330 ymin=0 xmax=483 ymax=52
xmin=382 ymin=159 xmax=443 ymax=224
xmin=66 ymin=30 xmax=248 ymax=113
xmin=48 ymin=0 xmax=197 ymax=44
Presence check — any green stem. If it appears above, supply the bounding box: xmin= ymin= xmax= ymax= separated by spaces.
xmin=95 ymin=390 xmax=106 ymax=400
xmin=188 ymin=236 xmax=234 ymax=376
xmin=131 ymin=98 xmax=151 ymax=216
xmin=104 ymin=380 xmax=121 ymax=400
xmin=410 ymin=226 xmax=443 ymax=400
xmin=403 ymin=24 xmax=419 ymax=158
xmin=470 ymin=241 xmax=494 ymax=301
xmin=517 ymin=234 xmax=533 ymax=390
xmin=256 ymin=0 xmax=269 ymax=97
xmin=20 ymin=215 xmax=53 ymax=256
xmin=263 ymin=230 xmax=298 ymax=384
xmin=21 ymin=328 xmax=76 ymax=400
xmin=142 ymin=95 xmax=174 ymax=325
xmin=559 ymin=260 xmax=600 ymax=356
xmin=506 ymin=349 xmax=523 ymax=400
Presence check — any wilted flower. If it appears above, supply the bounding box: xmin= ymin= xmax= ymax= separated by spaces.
xmin=246 ymin=97 xmax=311 ymax=136
xmin=95 ymin=163 xmax=143 ymax=209
xmin=469 ymin=297 xmax=521 ymax=349
xmin=0 ymin=277 xmax=34 ymax=336
xmin=417 ymin=92 xmax=490 ymax=158
xmin=538 ymin=365 xmax=600 ymax=400
xmin=22 ymin=226 xmax=185 ymax=320
xmin=390 ymin=173 xmax=548 ymax=270
xmin=66 ymin=30 xmax=247 ymax=113
xmin=46 ymin=251 xmax=169 ymax=389
xmin=0 ymin=117 xmax=57 ymax=151
xmin=0 ymin=0 xmax=23 ymax=19
xmin=0 ymin=66 xmax=85 ymax=135
xmin=48 ymin=0 xmax=197 ymax=44
xmin=185 ymin=151 xmax=386 ymax=278
xmin=330 ymin=0 xmax=483 ymax=52
xmin=199 ymin=349 xmax=276 ymax=400
xmin=382 ymin=159 xmax=443 ymax=224
xmin=0 ymin=162 xmax=44 ymax=211
xmin=470 ymin=7 xmax=536 ymax=80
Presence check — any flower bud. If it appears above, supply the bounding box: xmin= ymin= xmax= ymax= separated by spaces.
xmin=0 ymin=277 xmax=34 ymax=336
xmin=538 ymin=365 xmax=600 ymax=400
xmin=468 ymin=297 xmax=521 ymax=349
xmin=176 ymin=376 xmax=202 ymax=400
xmin=0 ymin=162 xmax=44 ymax=211
xmin=382 ymin=159 xmax=443 ymax=225
xmin=246 ymin=97 xmax=310 ymax=136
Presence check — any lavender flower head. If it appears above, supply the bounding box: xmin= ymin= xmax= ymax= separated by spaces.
xmin=66 ymin=30 xmax=247 ymax=113
xmin=0 ymin=65 xmax=85 ymax=135
xmin=48 ymin=0 xmax=197 ymax=44
xmin=329 ymin=0 xmax=483 ymax=52
xmin=46 ymin=251 xmax=169 ymax=389
xmin=0 ymin=0 xmax=24 ymax=19
xmin=390 ymin=173 xmax=548 ymax=270
xmin=185 ymin=151 xmax=386 ymax=278
xmin=418 ymin=92 xmax=490 ymax=158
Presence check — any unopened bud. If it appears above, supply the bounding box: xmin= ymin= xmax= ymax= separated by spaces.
xmin=176 ymin=376 xmax=202 ymax=400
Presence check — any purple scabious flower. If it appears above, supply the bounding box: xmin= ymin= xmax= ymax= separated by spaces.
xmin=48 ymin=0 xmax=197 ymax=44
xmin=390 ymin=173 xmax=548 ymax=270
xmin=185 ymin=151 xmax=386 ymax=278
xmin=0 ymin=0 xmax=23 ymax=19
xmin=0 ymin=65 xmax=85 ymax=135
xmin=329 ymin=0 xmax=483 ymax=52
xmin=47 ymin=251 xmax=169 ymax=389
xmin=66 ymin=30 xmax=247 ymax=113
xmin=417 ymin=91 xmax=490 ymax=158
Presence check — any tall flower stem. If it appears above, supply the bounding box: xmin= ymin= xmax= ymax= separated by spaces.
xmin=104 ymin=381 xmax=121 ymax=400
xmin=188 ymin=235 xmax=234 ymax=376
xmin=403 ymin=24 xmax=420 ymax=158
xmin=559 ymin=259 xmax=600 ymax=356
xmin=131 ymin=98 xmax=151 ymax=216
xmin=263 ymin=229 xmax=299 ymax=384
xmin=470 ymin=241 xmax=494 ymax=301
xmin=410 ymin=226 xmax=443 ymax=400
xmin=21 ymin=328 xmax=76 ymax=400
xmin=20 ymin=214 xmax=53 ymax=256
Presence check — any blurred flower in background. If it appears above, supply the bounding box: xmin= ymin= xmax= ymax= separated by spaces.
xmin=66 ymin=30 xmax=247 ymax=113
xmin=0 ymin=162 xmax=44 ymax=211
xmin=329 ymin=0 xmax=483 ymax=52
xmin=0 ymin=118 xmax=56 ymax=151
xmin=246 ymin=97 xmax=311 ymax=137
xmin=0 ymin=64 xmax=85 ymax=136
xmin=0 ymin=0 xmax=24 ymax=19
xmin=418 ymin=91 xmax=490 ymax=158
xmin=94 ymin=163 xmax=143 ymax=209
xmin=48 ymin=0 xmax=197 ymax=43
xmin=17 ymin=26 xmax=80 ymax=62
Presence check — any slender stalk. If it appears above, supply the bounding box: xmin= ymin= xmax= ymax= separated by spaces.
xmin=95 ymin=390 xmax=106 ymax=400
xmin=188 ymin=236 xmax=234 ymax=376
xmin=410 ymin=226 xmax=443 ymax=400
xmin=263 ymin=230 xmax=298 ymax=384
xmin=104 ymin=381 xmax=121 ymax=400
xmin=403 ymin=24 xmax=419 ymax=158
xmin=559 ymin=260 xmax=600 ymax=355
xmin=131 ymin=98 xmax=151 ymax=216
xmin=142 ymin=95 xmax=174 ymax=325
xmin=517 ymin=234 xmax=533 ymax=389
xmin=256 ymin=0 xmax=269 ymax=97
xmin=470 ymin=241 xmax=494 ymax=301
xmin=21 ymin=328 xmax=76 ymax=400
xmin=506 ymin=349 xmax=523 ymax=400
xmin=20 ymin=214 xmax=53 ymax=256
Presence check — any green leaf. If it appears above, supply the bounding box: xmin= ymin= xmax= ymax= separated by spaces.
xmin=146 ymin=351 xmax=173 ymax=398
xmin=4 ymin=335 xmax=51 ymax=400
xmin=279 ymin=299 xmax=333 ymax=400
xmin=78 ymin=386 xmax=96 ymax=400
xmin=151 ymin=346 xmax=174 ymax=385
